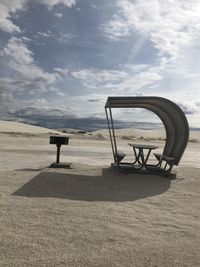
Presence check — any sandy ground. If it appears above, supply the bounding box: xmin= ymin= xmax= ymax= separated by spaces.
xmin=0 ymin=121 xmax=200 ymax=266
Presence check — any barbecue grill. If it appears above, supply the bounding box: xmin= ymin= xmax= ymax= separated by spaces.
xmin=49 ymin=135 xmax=71 ymax=168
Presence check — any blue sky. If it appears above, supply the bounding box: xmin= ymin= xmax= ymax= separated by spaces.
xmin=0 ymin=0 xmax=200 ymax=128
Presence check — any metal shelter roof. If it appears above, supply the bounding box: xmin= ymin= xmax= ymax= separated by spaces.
xmin=105 ymin=96 xmax=189 ymax=165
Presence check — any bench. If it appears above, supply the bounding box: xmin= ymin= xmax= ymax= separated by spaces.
xmin=114 ymin=151 xmax=126 ymax=163
xmin=153 ymin=153 xmax=175 ymax=172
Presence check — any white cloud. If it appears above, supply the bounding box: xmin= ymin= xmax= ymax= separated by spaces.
xmin=70 ymin=65 xmax=162 ymax=94
xmin=1 ymin=37 xmax=33 ymax=65
xmin=37 ymin=31 xmax=52 ymax=38
xmin=0 ymin=0 xmax=26 ymax=33
xmin=102 ymin=0 xmax=200 ymax=58
xmin=0 ymin=0 xmax=76 ymax=33
xmin=24 ymin=98 xmax=48 ymax=109
xmin=52 ymin=93 xmax=107 ymax=118
xmin=54 ymin=68 xmax=69 ymax=76
xmin=57 ymin=32 xmax=74 ymax=43
xmin=0 ymin=0 xmax=199 ymax=127
xmin=101 ymin=0 xmax=200 ymax=126
xmin=35 ymin=30 xmax=71 ymax=42
xmin=101 ymin=15 xmax=131 ymax=41
xmin=175 ymin=100 xmax=200 ymax=115
xmin=0 ymin=17 xmax=20 ymax=33
xmin=54 ymin=12 xmax=63 ymax=18
xmin=1 ymin=37 xmax=59 ymax=83
xmin=37 ymin=0 xmax=76 ymax=9
xmin=0 ymin=37 xmax=62 ymax=112
xmin=65 ymin=61 xmax=200 ymax=123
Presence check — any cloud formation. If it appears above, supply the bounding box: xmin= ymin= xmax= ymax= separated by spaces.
xmin=0 ymin=1 xmax=199 ymax=128
xmin=0 ymin=0 xmax=76 ymax=33
xmin=1 ymin=37 xmax=59 ymax=84
xmin=0 ymin=37 xmax=61 ymax=113
xmin=70 ymin=65 xmax=162 ymax=94
xmin=37 ymin=0 xmax=76 ymax=9
xmin=0 ymin=0 xmax=26 ymax=33
xmin=103 ymin=0 xmax=200 ymax=58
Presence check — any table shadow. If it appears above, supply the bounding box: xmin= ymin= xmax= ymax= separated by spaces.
xmin=12 ymin=168 xmax=171 ymax=202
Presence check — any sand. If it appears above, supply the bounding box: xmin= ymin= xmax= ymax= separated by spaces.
xmin=0 ymin=121 xmax=200 ymax=266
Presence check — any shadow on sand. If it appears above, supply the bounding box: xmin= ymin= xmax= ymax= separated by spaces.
xmin=12 ymin=168 xmax=171 ymax=202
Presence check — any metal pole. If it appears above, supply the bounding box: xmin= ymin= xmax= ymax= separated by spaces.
xmin=108 ymin=105 xmax=118 ymax=163
xmin=105 ymin=107 xmax=115 ymax=158
xmin=56 ymin=144 xmax=61 ymax=163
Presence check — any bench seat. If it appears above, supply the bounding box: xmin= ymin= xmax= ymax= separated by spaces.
xmin=153 ymin=153 xmax=175 ymax=172
xmin=114 ymin=151 xmax=126 ymax=163
xmin=154 ymin=153 xmax=175 ymax=163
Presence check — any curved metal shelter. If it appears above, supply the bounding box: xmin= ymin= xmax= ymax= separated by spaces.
xmin=105 ymin=96 xmax=189 ymax=171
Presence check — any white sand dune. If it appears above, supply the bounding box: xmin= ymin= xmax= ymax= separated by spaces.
xmin=0 ymin=121 xmax=200 ymax=266
xmin=0 ymin=120 xmax=62 ymax=135
xmin=92 ymin=127 xmax=200 ymax=143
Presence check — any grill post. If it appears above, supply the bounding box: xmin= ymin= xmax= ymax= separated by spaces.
xmin=56 ymin=144 xmax=61 ymax=163
xmin=49 ymin=135 xmax=71 ymax=168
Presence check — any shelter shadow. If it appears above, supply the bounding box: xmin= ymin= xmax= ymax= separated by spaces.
xmin=12 ymin=168 xmax=171 ymax=202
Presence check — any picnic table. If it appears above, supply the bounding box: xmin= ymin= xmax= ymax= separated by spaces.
xmin=128 ymin=143 xmax=158 ymax=170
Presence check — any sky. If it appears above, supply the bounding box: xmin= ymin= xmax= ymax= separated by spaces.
xmin=0 ymin=0 xmax=200 ymax=129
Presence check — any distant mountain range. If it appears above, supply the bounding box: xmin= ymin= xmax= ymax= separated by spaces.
xmin=5 ymin=107 xmax=200 ymax=131
xmin=5 ymin=107 xmax=161 ymax=131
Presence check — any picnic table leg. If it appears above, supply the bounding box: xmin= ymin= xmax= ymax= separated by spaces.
xmin=133 ymin=148 xmax=144 ymax=170
xmin=143 ymin=149 xmax=152 ymax=166
xmin=132 ymin=147 xmax=139 ymax=165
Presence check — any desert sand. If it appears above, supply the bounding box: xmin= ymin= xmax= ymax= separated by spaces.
xmin=0 ymin=120 xmax=200 ymax=266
